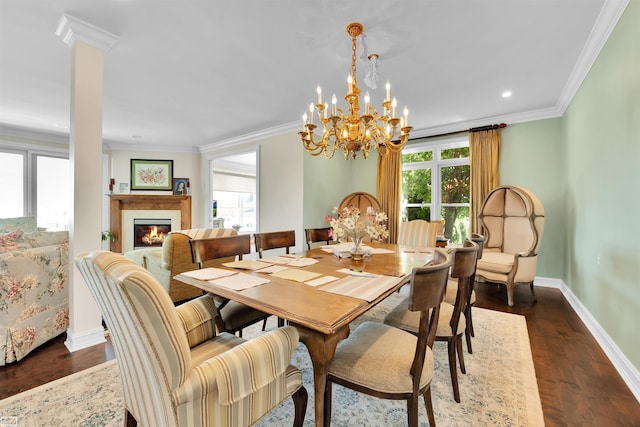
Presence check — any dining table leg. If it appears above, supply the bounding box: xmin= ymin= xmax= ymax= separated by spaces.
xmin=293 ymin=324 xmax=351 ymax=427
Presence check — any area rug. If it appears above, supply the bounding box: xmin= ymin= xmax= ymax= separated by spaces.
xmin=0 ymin=293 xmax=544 ymax=426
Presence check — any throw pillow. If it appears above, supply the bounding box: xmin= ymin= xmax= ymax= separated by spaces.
xmin=0 ymin=216 xmax=37 ymax=233
xmin=0 ymin=230 xmax=27 ymax=253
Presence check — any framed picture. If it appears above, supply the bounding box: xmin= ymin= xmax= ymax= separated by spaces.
xmin=118 ymin=182 xmax=130 ymax=194
xmin=173 ymin=178 xmax=189 ymax=195
xmin=130 ymin=159 xmax=173 ymax=190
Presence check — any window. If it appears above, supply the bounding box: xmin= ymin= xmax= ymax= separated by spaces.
xmin=0 ymin=146 xmax=70 ymax=230
xmin=401 ymin=139 xmax=470 ymax=243
xmin=211 ymin=151 xmax=257 ymax=233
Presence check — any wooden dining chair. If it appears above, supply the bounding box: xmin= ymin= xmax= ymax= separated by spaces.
xmin=385 ymin=240 xmax=479 ymax=403
xmin=189 ymin=234 xmax=272 ymax=337
xmin=305 ymin=227 xmax=332 ymax=250
xmin=254 ymin=230 xmax=296 ymax=258
xmin=444 ymin=233 xmax=486 ymax=353
xmin=324 ymin=249 xmax=453 ymax=427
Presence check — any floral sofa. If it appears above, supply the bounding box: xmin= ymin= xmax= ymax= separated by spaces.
xmin=0 ymin=217 xmax=69 ymax=365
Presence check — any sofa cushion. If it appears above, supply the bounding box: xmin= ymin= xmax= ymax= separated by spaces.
xmin=18 ymin=231 xmax=69 ymax=249
xmin=477 ymin=251 xmax=514 ymax=274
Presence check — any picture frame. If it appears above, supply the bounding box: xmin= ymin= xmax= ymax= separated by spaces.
xmin=118 ymin=182 xmax=130 ymax=194
xmin=130 ymin=159 xmax=173 ymax=190
xmin=172 ymin=178 xmax=189 ymax=195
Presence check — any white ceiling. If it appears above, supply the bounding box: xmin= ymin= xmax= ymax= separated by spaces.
xmin=0 ymin=0 xmax=628 ymax=152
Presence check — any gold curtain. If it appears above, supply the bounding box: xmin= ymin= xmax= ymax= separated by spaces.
xmin=469 ymin=129 xmax=501 ymax=233
xmin=376 ymin=151 xmax=402 ymax=243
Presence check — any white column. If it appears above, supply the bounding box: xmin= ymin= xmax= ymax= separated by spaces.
xmin=55 ymin=14 xmax=119 ymax=352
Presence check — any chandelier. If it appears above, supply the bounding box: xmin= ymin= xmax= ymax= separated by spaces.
xmin=299 ymin=22 xmax=412 ymax=160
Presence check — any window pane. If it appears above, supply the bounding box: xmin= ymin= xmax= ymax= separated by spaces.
xmin=37 ymin=156 xmax=70 ymax=230
xmin=406 ymin=206 xmax=431 ymax=221
xmin=402 ymin=151 xmax=432 ymax=163
xmin=441 ymin=147 xmax=469 ymax=160
xmin=441 ymin=206 xmax=470 ymax=244
xmin=0 ymin=152 xmax=25 ymax=217
xmin=441 ymin=165 xmax=470 ymax=203
xmin=213 ymin=191 xmax=256 ymax=233
xmin=402 ymin=168 xmax=431 ymax=203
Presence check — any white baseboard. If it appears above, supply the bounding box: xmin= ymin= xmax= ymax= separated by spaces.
xmin=64 ymin=327 xmax=106 ymax=353
xmin=534 ymin=276 xmax=640 ymax=402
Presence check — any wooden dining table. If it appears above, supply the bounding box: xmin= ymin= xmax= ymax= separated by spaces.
xmin=175 ymin=241 xmax=434 ymax=427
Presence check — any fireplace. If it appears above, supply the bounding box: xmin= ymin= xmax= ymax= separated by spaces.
xmin=133 ymin=219 xmax=171 ymax=249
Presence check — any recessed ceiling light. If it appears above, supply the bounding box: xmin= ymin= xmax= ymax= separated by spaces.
xmin=502 ymin=91 xmax=512 ymax=98
xmin=132 ymin=135 xmax=142 ymax=139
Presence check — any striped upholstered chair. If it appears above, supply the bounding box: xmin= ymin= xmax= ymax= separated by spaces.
xmin=76 ymin=251 xmax=307 ymax=427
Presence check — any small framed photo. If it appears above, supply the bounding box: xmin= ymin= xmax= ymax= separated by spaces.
xmin=173 ymin=178 xmax=189 ymax=195
xmin=130 ymin=159 xmax=173 ymax=190
xmin=118 ymin=182 xmax=130 ymax=194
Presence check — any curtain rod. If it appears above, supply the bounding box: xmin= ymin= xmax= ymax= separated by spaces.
xmin=410 ymin=123 xmax=507 ymax=141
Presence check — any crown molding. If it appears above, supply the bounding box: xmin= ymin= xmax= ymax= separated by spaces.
xmin=198 ymin=122 xmax=299 ymax=154
xmin=555 ymin=0 xmax=629 ymax=114
xmin=0 ymin=124 xmax=69 ymax=145
xmin=103 ymin=140 xmax=199 ymax=153
xmin=55 ymin=13 xmax=119 ymax=51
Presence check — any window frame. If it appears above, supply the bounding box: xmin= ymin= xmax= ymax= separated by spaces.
xmin=0 ymin=142 xmax=69 ymax=220
xmin=401 ymin=137 xmax=470 ymax=240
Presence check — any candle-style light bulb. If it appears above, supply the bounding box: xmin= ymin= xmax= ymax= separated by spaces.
xmin=309 ymin=103 xmax=314 ymax=124
xmin=324 ymin=103 xmax=328 ymax=118
xmin=385 ymin=81 xmax=391 ymax=101
xmin=302 ymin=113 xmax=307 ymax=130
xmin=317 ymin=85 xmax=322 ymax=104
xmin=364 ymin=92 xmax=370 ymax=114
xmin=332 ymin=94 xmax=337 ymax=116
xmin=391 ymin=97 xmax=397 ymax=118
xmin=347 ymin=75 xmax=353 ymax=94
xmin=403 ymin=107 xmax=409 ymax=127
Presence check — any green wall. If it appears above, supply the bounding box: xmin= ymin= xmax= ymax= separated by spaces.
xmin=561 ymin=1 xmax=639 ymax=369
xmin=500 ymin=118 xmax=564 ymax=279
xmin=303 ymin=147 xmax=378 ymax=228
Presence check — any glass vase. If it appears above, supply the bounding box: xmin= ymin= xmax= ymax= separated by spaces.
xmin=349 ymin=236 xmax=365 ymax=272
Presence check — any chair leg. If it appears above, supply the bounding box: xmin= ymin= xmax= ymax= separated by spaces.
xmin=423 ymin=387 xmax=436 ymax=427
xmin=407 ymin=394 xmax=419 ymax=427
xmin=124 ymin=409 xmax=137 ymax=427
xmin=291 ymin=385 xmax=308 ymax=427
xmin=323 ymin=380 xmax=333 ymax=426
xmin=457 ymin=335 xmax=466 ymax=374
xmin=465 ymin=305 xmax=473 ymax=354
xmin=448 ymin=339 xmax=460 ymax=403
xmin=530 ymin=282 xmax=538 ymax=302
xmin=262 ymin=318 xmax=268 ymax=331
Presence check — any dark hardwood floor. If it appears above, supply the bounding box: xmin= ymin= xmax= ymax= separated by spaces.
xmin=1 ymin=283 xmax=639 ymax=426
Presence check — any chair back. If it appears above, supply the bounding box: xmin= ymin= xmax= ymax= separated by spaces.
xmin=479 ymin=185 xmax=545 ymax=256
xmin=254 ymin=230 xmax=295 ymax=258
xmin=398 ymin=219 xmax=437 ymax=247
xmin=75 ymin=251 xmax=189 ymax=426
xmin=470 ymin=233 xmax=486 ymax=260
xmin=338 ymin=191 xmax=381 ymax=213
xmin=305 ymin=227 xmax=332 ymax=250
xmin=448 ymin=240 xmax=479 ymax=333
xmin=406 ymin=249 xmax=453 ymax=381
xmin=430 ymin=219 xmax=445 ymax=236
xmin=190 ymin=234 xmax=251 ymax=267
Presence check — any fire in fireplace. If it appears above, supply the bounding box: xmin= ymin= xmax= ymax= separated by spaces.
xmin=133 ymin=219 xmax=171 ymax=249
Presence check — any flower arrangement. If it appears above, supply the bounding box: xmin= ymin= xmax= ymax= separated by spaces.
xmin=326 ymin=205 xmax=389 ymax=251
